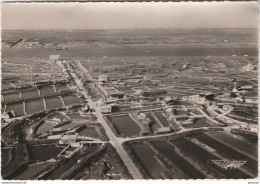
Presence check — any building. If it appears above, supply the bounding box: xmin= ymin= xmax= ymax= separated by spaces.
xmin=241 ymin=64 xmax=254 ymax=72
xmin=1 ymin=111 xmax=15 ymax=123
xmin=163 ymin=97 xmax=176 ymax=105
xmin=49 ymin=55 xmax=60 ymax=61
xmin=70 ymin=142 xmax=81 ymax=148
xmin=100 ymin=104 xmax=112 ymax=114
xmin=51 ymin=128 xmax=65 ymax=134
xmin=140 ymin=119 xmax=151 ymax=135
xmin=156 ymin=127 xmax=171 ymax=134
xmin=166 ymin=108 xmax=173 ymax=114
xmin=82 ymin=105 xmax=91 ymax=113
xmin=135 ymin=113 xmax=151 ymax=135
xmin=238 ymin=85 xmax=253 ymax=91
xmin=200 ymin=93 xmax=214 ymax=101
xmin=109 ymin=92 xmax=119 ymax=98
xmin=2 ymin=111 xmax=16 ymax=119
xmin=105 ymin=99 xmax=118 ymax=105
xmin=98 ymin=75 xmax=109 ymax=82
xmin=47 ymin=135 xmax=62 ymax=140
xmin=104 ymin=87 xmax=120 ymax=98
xmin=60 ymin=135 xmax=78 ymax=144
xmin=45 ymin=118 xmax=61 ymax=124
xmin=135 ymin=89 xmax=143 ymax=95
xmin=183 ymin=64 xmax=189 ymax=69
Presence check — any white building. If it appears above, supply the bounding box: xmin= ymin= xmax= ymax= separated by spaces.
xmin=100 ymin=104 xmax=112 ymax=114
xmin=241 ymin=64 xmax=254 ymax=72
xmin=98 ymin=75 xmax=109 ymax=82
xmin=49 ymin=55 xmax=60 ymax=61
xmin=157 ymin=127 xmax=171 ymax=133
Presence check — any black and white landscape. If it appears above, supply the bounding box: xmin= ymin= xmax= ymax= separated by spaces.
xmin=1 ymin=2 xmax=258 ymax=180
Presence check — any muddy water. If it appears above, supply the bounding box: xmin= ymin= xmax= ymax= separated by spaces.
xmin=3 ymin=93 xmax=20 ymax=102
xmin=39 ymin=85 xmax=55 ymax=96
xmin=61 ymin=94 xmax=79 ymax=106
xmin=173 ymin=109 xmax=187 ymax=115
xmin=208 ymin=132 xmax=257 ymax=157
xmin=2 ymin=47 xmax=258 ymax=58
xmin=46 ymin=154 xmax=80 ymax=180
xmin=55 ymin=83 xmax=69 ymax=92
xmin=66 ymin=113 xmax=83 ymax=119
xmin=235 ymin=134 xmax=258 ymax=146
xmin=35 ymin=121 xmax=56 ymax=134
xmin=152 ymin=141 xmax=205 ymax=179
xmin=59 ymin=123 xmax=79 ymax=131
xmin=22 ymin=90 xmax=39 ymax=99
xmin=1 ymin=148 xmax=11 ymax=168
xmin=26 ymin=99 xmax=45 ymax=115
xmin=182 ymin=117 xmax=214 ymax=128
xmin=192 ymin=133 xmax=258 ymax=172
xmin=14 ymin=162 xmax=52 ymax=180
xmin=45 ymin=97 xmax=63 ymax=109
xmin=78 ymin=127 xmax=99 ymax=138
xmin=27 ymin=144 xmax=64 ymax=161
xmin=172 ymin=139 xmax=251 ymax=179
xmin=49 ymin=113 xmax=69 ymax=120
xmin=109 ymin=115 xmax=140 ymax=136
xmin=131 ymin=143 xmax=164 ymax=179
xmin=6 ymin=103 xmax=24 ymax=116
xmin=1 ymin=105 xmax=5 ymax=113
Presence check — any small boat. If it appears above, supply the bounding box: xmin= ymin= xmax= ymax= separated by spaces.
xmin=56 ymin=47 xmax=68 ymax=50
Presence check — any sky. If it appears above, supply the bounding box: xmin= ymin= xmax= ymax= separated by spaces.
xmin=1 ymin=2 xmax=258 ymax=30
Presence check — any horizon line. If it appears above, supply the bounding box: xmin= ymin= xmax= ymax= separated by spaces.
xmin=2 ymin=27 xmax=258 ymax=31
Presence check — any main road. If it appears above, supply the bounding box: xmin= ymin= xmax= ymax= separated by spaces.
xmin=63 ymin=59 xmax=143 ymax=179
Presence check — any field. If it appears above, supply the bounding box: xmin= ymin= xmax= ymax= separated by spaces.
xmin=131 ymin=143 xmax=164 ymax=179
xmin=77 ymin=127 xmax=99 ymax=138
xmin=66 ymin=113 xmax=83 ymax=119
xmin=14 ymin=162 xmax=53 ymax=180
xmin=71 ymin=144 xmax=132 ymax=180
xmin=39 ymin=85 xmax=55 ymax=96
xmin=26 ymin=99 xmax=45 ymax=115
xmin=2 ymin=29 xmax=257 ymax=49
xmin=1 ymin=148 xmax=11 ymax=168
xmin=3 ymin=93 xmax=20 ymax=102
xmin=1 ymin=58 xmax=65 ymax=89
xmin=207 ymin=131 xmax=257 ymax=157
xmin=125 ymin=131 xmax=258 ymax=179
xmin=1 ymin=28 xmax=258 ymax=180
xmin=62 ymin=94 xmax=80 ymax=106
xmin=45 ymin=97 xmax=64 ymax=109
xmin=36 ymin=121 xmax=57 ymax=134
xmin=2 ymin=30 xmax=257 ymax=98
xmin=22 ymin=90 xmax=39 ymax=99
xmin=153 ymin=112 xmax=169 ymax=127
xmin=146 ymin=113 xmax=161 ymax=132
xmin=152 ymin=141 xmax=205 ymax=179
xmin=27 ymin=144 xmax=64 ymax=161
xmin=6 ymin=103 xmax=25 ymax=116
xmin=49 ymin=113 xmax=69 ymax=120
xmin=181 ymin=117 xmax=215 ymax=128
xmin=108 ymin=115 xmax=141 ymax=137
xmin=45 ymin=153 xmax=83 ymax=180
xmin=55 ymin=83 xmax=70 ymax=92
xmin=2 ymin=89 xmax=80 ymax=117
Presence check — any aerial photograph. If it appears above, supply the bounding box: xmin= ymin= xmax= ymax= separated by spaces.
xmin=1 ymin=1 xmax=258 ymax=180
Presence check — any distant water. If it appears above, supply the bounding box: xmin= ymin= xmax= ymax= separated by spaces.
xmin=2 ymin=47 xmax=257 ymax=59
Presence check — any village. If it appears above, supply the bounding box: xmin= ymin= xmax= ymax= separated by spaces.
xmin=1 ymin=52 xmax=258 ymax=179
